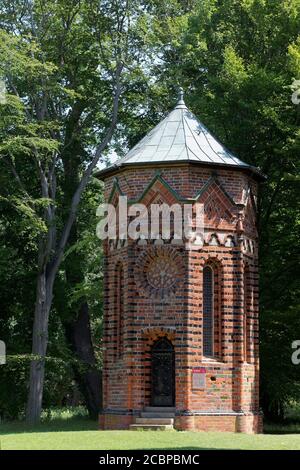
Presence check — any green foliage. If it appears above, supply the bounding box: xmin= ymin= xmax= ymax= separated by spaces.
xmin=0 ymin=0 xmax=299 ymax=423
xmin=0 ymin=353 xmax=76 ymax=420
xmin=0 ymin=355 xmax=30 ymax=420
xmin=260 ymin=306 xmax=300 ymax=420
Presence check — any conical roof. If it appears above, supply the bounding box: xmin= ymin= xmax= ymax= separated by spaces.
xmin=97 ymin=89 xmax=263 ymax=179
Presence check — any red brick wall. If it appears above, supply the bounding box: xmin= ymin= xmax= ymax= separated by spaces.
xmin=100 ymin=164 xmax=261 ymax=432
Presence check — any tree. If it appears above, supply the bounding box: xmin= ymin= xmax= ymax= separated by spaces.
xmin=0 ymin=0 xmax=150 ymax=424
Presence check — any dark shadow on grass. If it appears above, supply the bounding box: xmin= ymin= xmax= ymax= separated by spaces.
xmin=124 ymin=447 xmax=233 ymax=451
xmin=263 ymin=428 xmax=300 ymax=435
xmin=264 ymin=419 xmax=300 ymax=435
xmin=0 ymin=416 xmax=98 ymax=435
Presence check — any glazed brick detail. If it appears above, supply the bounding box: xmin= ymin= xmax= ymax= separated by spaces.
xmin=100 ymin=164 xmax=261 ymax=433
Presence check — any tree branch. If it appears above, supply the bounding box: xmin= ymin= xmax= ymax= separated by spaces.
xmin=3 ymin=155 xmax=30 ymax=197
xmin=50 ymin=62 xmax=123 ymax=279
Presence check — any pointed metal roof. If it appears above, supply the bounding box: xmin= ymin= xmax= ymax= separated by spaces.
xmin=97 ymin=88 xmax=264 ymax=179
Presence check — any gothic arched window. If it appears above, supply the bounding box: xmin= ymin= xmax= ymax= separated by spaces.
xmin=115 ymin=263 xmax=124 ymax=358
xmin=244 ymin=264 xmax=251 ymax=363
xmin=203 ymin=265 xmax=214 ymax=357
xmin=202 ymin=262 xmax=222 ymax=359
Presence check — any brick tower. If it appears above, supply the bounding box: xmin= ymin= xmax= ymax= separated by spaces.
xmin=97 ymin=90 xmax=264 ymax=433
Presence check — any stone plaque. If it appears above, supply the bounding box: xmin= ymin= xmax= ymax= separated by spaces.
xmin=192 ymin=367 xmax=206 ymax=390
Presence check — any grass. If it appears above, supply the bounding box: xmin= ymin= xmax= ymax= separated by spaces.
xmin=1 ymin=407 xmax=300 ymax=450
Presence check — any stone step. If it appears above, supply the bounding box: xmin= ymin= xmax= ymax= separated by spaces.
xmin=135 ymin=417 xmax=174 ymax=425
xmin=144 ymin=407 xmax=176 ymax=412
xmin=140 ymin=412 xmax=175 ymax=418
xmin=130 ymin=424 xmax=174 ymax=431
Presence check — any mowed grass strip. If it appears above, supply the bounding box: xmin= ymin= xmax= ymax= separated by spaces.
xmin=1 ymin=410 xmax=300 ymax=450
xmin=1 ymin=427 xmax=300 ymax=450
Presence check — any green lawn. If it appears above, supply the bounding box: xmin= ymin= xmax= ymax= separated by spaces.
xmin=1 ymin=417 xmax=300 ymax=450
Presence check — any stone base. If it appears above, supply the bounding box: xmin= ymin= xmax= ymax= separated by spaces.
xmin=99 ymin=411 xmax=263 ymax=434
xmin=99 ymin=413 xmax=134 ymax=430
xmin=175 ymin=413 xmax=263 ymax=434
xmin=235 ymin=413 xmax=263 ymax=434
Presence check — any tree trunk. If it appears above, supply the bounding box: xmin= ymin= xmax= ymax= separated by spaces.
xmin=25 ymin=63 xmax=122 ymax=425
xmin=64 ymin=301 xmax=102 ymax=419
xmin=26 ymin=269 xmax=53 ymax=425
xmin=61 ymin=121 xmax=102 ymax=418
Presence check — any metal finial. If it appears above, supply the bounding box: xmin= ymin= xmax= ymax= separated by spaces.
xmin=179 ymin=87 xmax=184 ymax=101
xmin=176 ymin=86 xmax=186 ymax=108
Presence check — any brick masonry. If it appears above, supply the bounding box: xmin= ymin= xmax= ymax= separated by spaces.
xmin=98 ymin=163 xmax=263 ymax=433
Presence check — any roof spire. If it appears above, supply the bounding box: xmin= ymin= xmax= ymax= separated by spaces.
xmin=179 ymin=86 xmax=184 ymax=101
xmin=175 ymin=86 xmax=186 ymax=108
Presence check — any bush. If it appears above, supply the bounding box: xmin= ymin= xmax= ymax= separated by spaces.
xmin=0 ymin=354 xmax=80 ymax=421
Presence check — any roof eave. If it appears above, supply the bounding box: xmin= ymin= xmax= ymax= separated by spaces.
xmin=94 ymin=159 xmax=266 ymax=182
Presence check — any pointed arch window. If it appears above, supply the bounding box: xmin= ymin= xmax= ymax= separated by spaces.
xmin=243 ymin=264 xmax=251 ymax=363
xmin=202 ymin=262 xmax=222 ymax=359
xmin=203 ymin=265 xmax=214 ymax=357
xmin=115 ymin=263 xmax=124 ymax=358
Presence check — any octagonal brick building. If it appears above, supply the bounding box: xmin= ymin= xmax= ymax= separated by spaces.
xmin=97 ymin=91 xmax=264 ymax=433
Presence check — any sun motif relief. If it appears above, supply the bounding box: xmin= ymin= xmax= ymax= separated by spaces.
xmin=146 ymin=256 xmax=178 ymax=290
xmin=135 ymin=246 xmax=184 ymax=302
